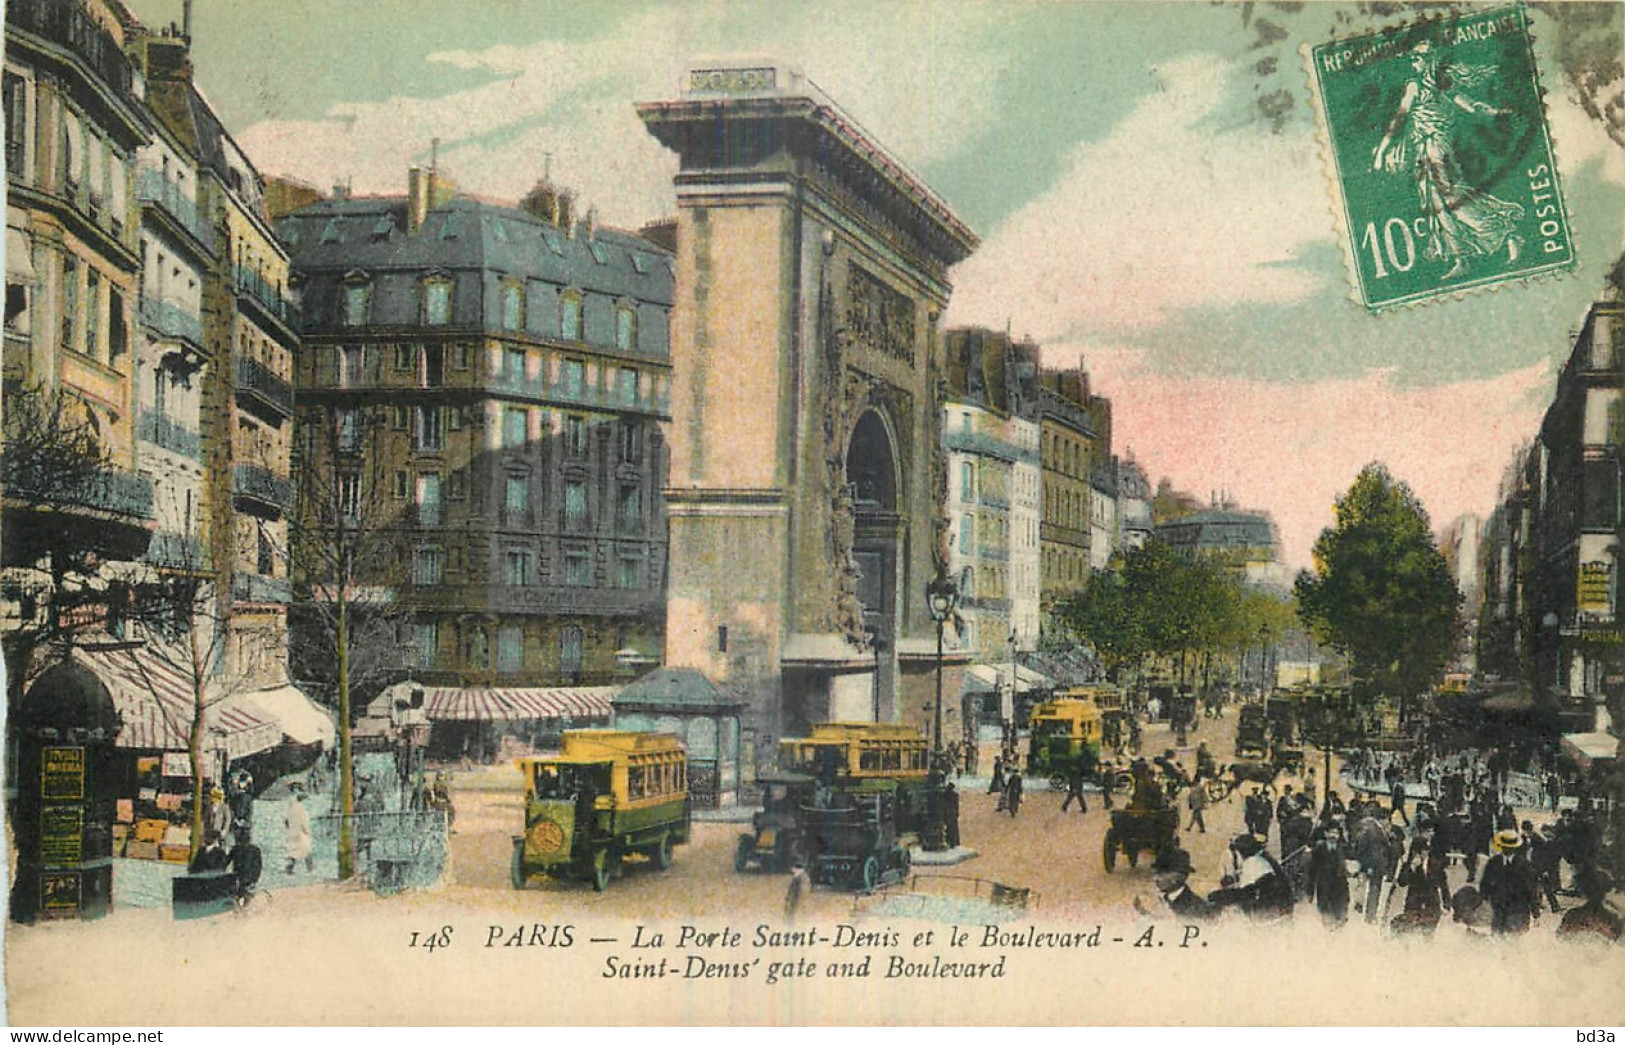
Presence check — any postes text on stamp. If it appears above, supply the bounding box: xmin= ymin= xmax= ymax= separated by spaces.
xmin=1308 ymin=4 xmax=1574 ymax=311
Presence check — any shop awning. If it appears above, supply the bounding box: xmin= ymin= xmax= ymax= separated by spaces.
xmin=1561 ymin=731 xmax=1619 ymax=770
xmin=422 ymin=686 xmax=617 ymax=722
xmin=73 ymin=645 xmax=281 ymax=760
xmin=963 ymin=663 xmax=1054 ymax=694
xmin=241 ymin=684 xmax=336 ymax=748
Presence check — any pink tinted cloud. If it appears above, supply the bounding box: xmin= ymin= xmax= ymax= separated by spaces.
xmin=1072 ymin=349 xmax=1552 ymax=571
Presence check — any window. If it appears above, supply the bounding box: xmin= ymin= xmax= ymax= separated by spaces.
xmin=617 ymin=554 xmax=642 ymax=590
xmin=371 ymin=215 xmax=394 ymax=241
xmin=618 ymin=424 xmax=640 ymax=464
xmin=60 ymin=257 xmax=76 ymax=350
xmin=413 ymin=405 xmax=444 ymax=451
xmin=504 ymin=549 xmax=534 ymax=586
xmin=959 ymin=513 xmax=973 ymax=554
xmin=560 ymin=626 xmax=584 ymax=675
xmin=617 ymin=483 xmax=641 ymax=532
xmin=108 ymin=288 xmax=126 ymax=360
xmin=395 ymin=343 xmax=416 ymax=370
xmin=560 ymin=358 xmax=584 ymax=398
xmin=960 ymin=462 xmax=974 ymax=502
xmin=338 ymin=345 xmax=364 ymax=387
xmin=615 ymin=306 xmax=636 ymax=351
xmin=339 ymin=473 xmax=360 ymax=521
xmin=564 ymin=551 xmax=590 ymax=587
xmin=423 ymin=278 xmax=452 ymax=326
xmin=336 ymin=407 xmax=362 ymax=452
xmin=564 ymin=480 xmax=587 ymax=529
xmin=560 ymin=294 xmax=582 ymax=341
xmin=257 ymin=529 xmax=275 ymax=576
xmin=320 ymin=218 xmax=342 ymax=244
xmin=616 ymin=366 xmax=639 ymax=405
xmin=413 ymin=547 xmax=443 ymax=586
xmin=342 ymin=282 xmax=370 ymax=327
xmin=501 ymin=282 xmax=523 ymax=331
xmin=6 ymin=281 xmax=29 ymax=334
xmin=416 ymin=472 xmax=442 ymax=526
xmin=393 ymin=470 xmax=408 ymax=499
xmin=498 ymin=625 xmax=524 ymax=672
xmin=4 ymin=73 xmax=27 ymax=174
xmin=85 ymin=269 xmax=100 ymax=359
xmin=503 ymin=407 xmax=528 ymax=448
xmin=505 ymin=474 xmax=529 ymax=513
xmin=565 ymin=415 xmax=586 ymax=456
xmin=446 ymin=469 xmax=467 ymax=500
xmin=420 ymin=344 xmax=444 ymax=387
xmin=415 ymin=621 xmax=439 ymax=669
xmin=504 ymin=347 xmax=526 ymax=384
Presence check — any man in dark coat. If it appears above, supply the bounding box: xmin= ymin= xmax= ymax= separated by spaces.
xmin=940 ymin=781 xmax=961 ymax=848
xmin=1390 ymin=834 xmax=1450 ymax=936
xmin=1479 ymin=829 xmax=1542 ymax=935
xmin=1152 ymin=847 xmax=1218 ymax=920
xmin=1061 ymin=764 xmax=1088 ymax=814
xmin=987 ymin=756 xmax=1005 ymax=796
xmin=1350 ymin=808 xmax=1393 ymax=923
xmin=1003 ymin=771 xmax=1023 ymax=817
xmin=1306 ymin=823 xmax=1351 ymax=928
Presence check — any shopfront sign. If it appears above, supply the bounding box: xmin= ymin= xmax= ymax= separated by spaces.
xmin=1578 ymin=561 xmax=1612 ymax=616
xmin=41 ymin=746 xmax=85 ymax=801
xmin=39 ymin=805 xmax=84 ymax=865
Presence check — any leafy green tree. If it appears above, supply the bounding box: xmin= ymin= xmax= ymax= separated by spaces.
xmin=1295 ymin=463 xmax=1460 ymax=705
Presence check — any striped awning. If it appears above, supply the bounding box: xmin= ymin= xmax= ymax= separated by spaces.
xmin=72 ymin=646 xmax=282 ymax=760
xmin=422 ymin=686 xmax=617 ymax=722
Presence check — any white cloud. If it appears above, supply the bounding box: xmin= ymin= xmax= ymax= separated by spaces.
xmin=947 ymin=54 xmax=1333 ymax=335
xmin=234 ymin=2 xmax=1003 ymax=227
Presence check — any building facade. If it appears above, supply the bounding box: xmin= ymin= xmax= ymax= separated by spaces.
xmin=639 ymin=61 xmax=978 ymax=751
xmin=1155 ymin=506 xmax=1288 ymax=590
xmin=1037 ymin=369 xmax=1101 ymax=603
xmin=277 ymin=170 xmax=674 ymax=690
xmin=1117 ymin=456 xmax=1154 ymax=552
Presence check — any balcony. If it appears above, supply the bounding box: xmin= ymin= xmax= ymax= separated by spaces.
xmin=138 ymin=295 xmax=204 ymax=349
xmin=136 ymin=411 xmax=201 ymax=458
xmin=488 ymin=367 xmax=671 ymax=418
xmin=231 ymin=464 xmax=293 ymax=513
xmin=4 ymin=465 xmax=154 ymax=521
xmin=233 ymin=266 xmax=301 ymax=341
xmin=144 ymin=532 xmax=207 ymax=571
xmin=135 ymin=169 xmax=216 ymax=256
xmin=234 ymin=357 xmax=294 ymax=418
xmin=231 ymin=571 xmax=291 ymax=605
xmin=6 ymin=0 xmax=135 ymax=104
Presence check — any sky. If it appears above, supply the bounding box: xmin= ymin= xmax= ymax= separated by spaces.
xmin=127 ymin=0 xmax=1625 ymax=570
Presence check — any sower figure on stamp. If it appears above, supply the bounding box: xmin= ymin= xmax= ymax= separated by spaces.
xmin=1371 ymin=40 xmax=1524 ymax=280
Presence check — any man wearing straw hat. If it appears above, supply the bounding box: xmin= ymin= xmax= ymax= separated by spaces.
xmin=1479 ymin=828 xmax=1542 ymax=935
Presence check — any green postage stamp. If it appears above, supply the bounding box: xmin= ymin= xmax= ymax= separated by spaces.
xmin=1308 ymin=4 xmax=1575 ymax=311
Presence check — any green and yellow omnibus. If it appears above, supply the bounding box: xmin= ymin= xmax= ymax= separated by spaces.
xmin=512 ymin=730 xmax=691 ymax=892
xmin=777 ymin=723 xmax=933 ymax=840
xmin=1026 ymin=696 xmax=1104 ymax=788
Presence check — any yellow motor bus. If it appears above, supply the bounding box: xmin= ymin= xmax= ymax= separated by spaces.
xmin=778 ymin=722 xmax=931 ymax=786
xmin=512 ymin=730 xmax=691 ymax=892
xmin=1026 ymin=697 xmax=1104 ymax=788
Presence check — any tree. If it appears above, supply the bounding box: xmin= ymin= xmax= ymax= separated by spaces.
xmin=1295 ymin=463 xmax=1461 ymax=706
xmin=285 ymin=403 xmax=414 ymax=878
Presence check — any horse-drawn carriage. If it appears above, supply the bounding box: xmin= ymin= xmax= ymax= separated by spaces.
xmin=1235 ymin=704 xmax=1269 ymax=759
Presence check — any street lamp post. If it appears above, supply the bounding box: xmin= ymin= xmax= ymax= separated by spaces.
xmin=926 ymin=573 xmax=959 ymax=758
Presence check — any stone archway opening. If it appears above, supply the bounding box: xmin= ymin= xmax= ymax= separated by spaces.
xmin=846 ymin=409 xmax=903 ymax=721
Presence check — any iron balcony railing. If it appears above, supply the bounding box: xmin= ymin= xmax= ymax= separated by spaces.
xmin=136 ymin=411 xmax=201 ymax=458
xmin=138 ymin=295 xmax=204 ymax=348
xmin=231 ymin=464 xmax=293 ymax=511
xmin=6 ymin=0 xmax=136 ymax=102
xmin=135 ymin=169 xmax=216 ymax=254
xmin=488 ymin=367 xmax=670 ymax=415
xmin=234 ymin=357 xmax=294 ymax=416
xmin=233 ymin=266 xmax=300 ymax=329
xmin=231 ymin=571 xmax=291 ymax=604
xmin=144 ymin=531 xmax=207 ymax=571
xmin=4 ymin=466 xmax=154 ymax=520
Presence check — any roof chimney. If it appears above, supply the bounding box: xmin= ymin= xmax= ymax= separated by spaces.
xmin=520 ymin=178 xmax=560 ymax=225
xmin=407 ymin=166 xmax=428 ymax=233
xmin=182 ymin=0 xmax=193 ymax=40
xmin=558 ymin=190 xmax=576 ymax=236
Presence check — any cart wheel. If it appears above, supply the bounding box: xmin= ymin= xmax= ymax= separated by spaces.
xmin=1103 ymin=830 xmax=1118 ymax=873
xmin=897 ymin=845 xmax=912 ymax=878
xmin=861 ymin=854 xmax=881 ymax=892
xmin=591 ymin=849 xmax=612 ymax=892
xmin=652 ymin=833 xmax=674 ymax=871
xmin=1048 ymin=773 xmax=1066 ymax=791
xmin=510 ymin=840 xmax=527 ymax=890
xmin=734 ymin=834 xmax=754 ymax=874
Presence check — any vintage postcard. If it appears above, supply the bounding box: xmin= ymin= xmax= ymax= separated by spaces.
xmin=4 ymin=0 xmax=1625 ymax=1028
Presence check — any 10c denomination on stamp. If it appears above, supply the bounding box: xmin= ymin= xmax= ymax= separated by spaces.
xmin=1307 ymin=4 xmax=1575 ymax=311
